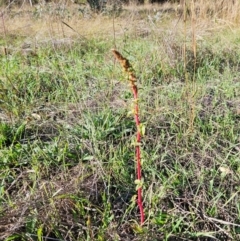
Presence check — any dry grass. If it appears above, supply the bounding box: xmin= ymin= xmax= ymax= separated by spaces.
xmin=1 ymin=0 xmax=239 ymax=43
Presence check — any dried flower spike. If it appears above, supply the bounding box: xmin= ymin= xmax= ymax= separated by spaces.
xmin=112 ymin=49 xmax=144 ymax=225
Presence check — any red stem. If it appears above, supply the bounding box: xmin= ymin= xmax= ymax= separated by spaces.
xmin=111 ymin=49 xmax=144 ymax=225
xmin=132 ymin=84 xmax=144 ymax=225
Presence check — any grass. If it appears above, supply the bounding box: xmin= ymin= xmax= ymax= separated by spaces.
xmin=0 ymin=1 xmax=240 ymax=240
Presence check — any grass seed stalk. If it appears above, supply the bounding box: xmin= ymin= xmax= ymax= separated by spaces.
xmin=111 ymin=49 xmax=144 ymax=225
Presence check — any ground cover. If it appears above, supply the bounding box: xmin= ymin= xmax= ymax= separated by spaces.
xmin=0 ymin=1 xmax=240 ymax=240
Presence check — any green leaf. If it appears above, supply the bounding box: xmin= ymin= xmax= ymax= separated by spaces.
xmin=37 ymin=224 xmax=44 ymax=241
xmin=134 ymin=178 xmax=144 ymax=190
xmin=139 ymin=123 xmax=146 ymax=136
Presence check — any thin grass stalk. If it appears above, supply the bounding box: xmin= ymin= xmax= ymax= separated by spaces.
xmin=111 ymin=49 xmax=144 ymax=225
xmin=189 ymin=0 xmax=197 ymax=133
xmin=182 ymin=0 xmax=187 ymax=76
xmin=191 ymin=0 xmax=196 ymax=73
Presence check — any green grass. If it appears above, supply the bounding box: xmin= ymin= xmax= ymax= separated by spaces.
xmin=0 ymin=5 xmax=240 ymax=241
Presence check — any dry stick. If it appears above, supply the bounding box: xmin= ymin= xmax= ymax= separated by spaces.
xmin=1 ymin=11 xmax=7 ymax=38
xmin=111 ymin=49 xmax=144 ymax=225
